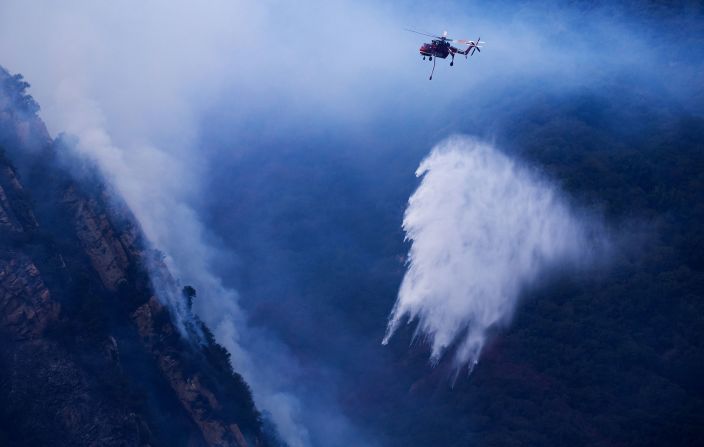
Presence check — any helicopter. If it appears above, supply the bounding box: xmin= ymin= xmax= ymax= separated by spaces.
xmin=406 ymin=29 xmax=484 ymax=80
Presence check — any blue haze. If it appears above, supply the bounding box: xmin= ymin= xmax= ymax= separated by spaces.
xmin=0 ymin=1 xmax=702 ymax=445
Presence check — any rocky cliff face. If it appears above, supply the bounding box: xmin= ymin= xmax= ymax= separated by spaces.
xmin=0 ymin=66 xmax=268 ymax=447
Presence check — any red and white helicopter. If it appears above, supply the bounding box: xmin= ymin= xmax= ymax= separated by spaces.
xmin=406 ymin=29 xmax=484 ymax=80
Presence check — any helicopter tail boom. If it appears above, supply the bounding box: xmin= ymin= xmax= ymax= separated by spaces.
xmin=459 ymin=37 xmax=484 ymax=57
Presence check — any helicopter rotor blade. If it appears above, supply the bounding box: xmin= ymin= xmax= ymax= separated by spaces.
xmin=404 ymin=28 xmax=443 ymax=39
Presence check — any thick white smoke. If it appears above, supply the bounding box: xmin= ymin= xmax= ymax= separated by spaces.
xmin=0 ymin=3 xmax=314 ymax=444
xmin=383 ymin=136 xmax=606 ymax=370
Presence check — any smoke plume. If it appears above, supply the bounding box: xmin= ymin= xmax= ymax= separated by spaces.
xmin=383 ymin=136 xmax=607 ymax=370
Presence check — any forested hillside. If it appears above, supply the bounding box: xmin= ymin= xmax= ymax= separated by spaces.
xmin=0 ymin=67 xmax=269 ymax=447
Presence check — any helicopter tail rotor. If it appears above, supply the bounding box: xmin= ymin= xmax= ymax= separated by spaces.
xmin=469 ymin=37 xmax=484 ymax=56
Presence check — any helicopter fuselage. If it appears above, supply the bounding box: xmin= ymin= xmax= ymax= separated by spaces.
xmin=419 ymin=39 xmax=452 ymax=59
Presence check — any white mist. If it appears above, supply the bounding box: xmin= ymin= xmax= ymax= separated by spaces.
xmin=383 ymin=136 xmax=606 ymax=371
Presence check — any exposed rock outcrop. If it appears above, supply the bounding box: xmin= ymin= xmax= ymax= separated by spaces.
xmin=133 ymin=297 xmax=250 ymax=447
xmin=0 ymin=255 xmax=57 ymax=339
xmin=63 ymin=185 xmax=132 ymax=291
